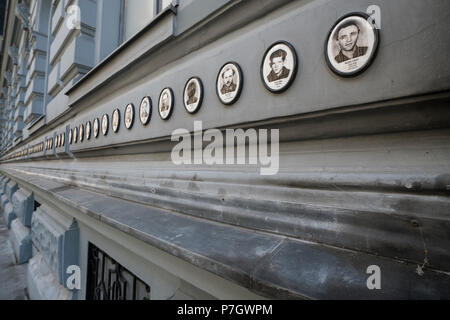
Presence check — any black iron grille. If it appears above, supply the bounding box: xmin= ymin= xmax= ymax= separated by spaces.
xmin=86 ymin=242 xmax=151 ymax=300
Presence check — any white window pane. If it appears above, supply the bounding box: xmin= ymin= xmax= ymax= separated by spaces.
xmin=124 ymin=0 xmax=155 ymax=41
xmin=161 ymin=0 xmax=172 ymax=10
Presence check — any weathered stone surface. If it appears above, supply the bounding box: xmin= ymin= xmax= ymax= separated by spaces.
xmin=12 ymin=188 xmax=34 ymax=227
xmin=1 ymin=195 xmax=9 ymax=211
xmin=0 ymin=178 xmax=10 ymax=195
xmin=30 ymin=205 xmax=79 ymax=287
xmin=27 ymin=253 xmax=73 ymax=300
xmin=0 ymin=218 xmax=27 ymax=300
xmin=252 ymin=239 xmax=450 ymax=299
xmin=9 ymin=219 xmax=32 ymax=264
xmin=3 ymin=203 xmax=16 ymax=229
xmin=5 ymin=181 xmax=18 ymax=201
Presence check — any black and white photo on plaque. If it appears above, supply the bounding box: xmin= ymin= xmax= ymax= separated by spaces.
xmin=216 ymin=62 xmax=243 ymax=105
xmin=93 ymin=118 xmax=100 ymax=138
xmin=159 ymin=88 xmax=174 ymax=120
xmin=124 ymin=103 xmax=135 ymax=129
xmin=102 ymin=114 xmax=109 ymax=136
xmin=183 ymin=77 xmax=203 ymax=113
xmin=86 ymin=121 xmax=91 ymax=140
xmin=73 ymin=127 xmax=78 ymax=143
xmin=112 ymin=108 xmax=120 ymax=133
xmin=69 ymin=129 xmax=73 ymax=144
xmin=139 ymin=96 xmax=152 ymax=125
xmin=261 ymin=41 xmax=298 ymax=93
xmin=79 ymin=124 xmax=84 ymax=142
xmin=325 ymin=12 xmax=379 ymax=77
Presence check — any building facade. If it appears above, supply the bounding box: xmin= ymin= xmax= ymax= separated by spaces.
xmin=0 ymin=0 xmax=449 ymax=299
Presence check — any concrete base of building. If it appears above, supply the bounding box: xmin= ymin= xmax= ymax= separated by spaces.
xmin=9 ymin=219 xmax=32 ymax=264
xmin=0 ymin=218 xmax=28 ymax=300
xmin=1 ymin=194 xmax=8 ymax=212
xmin=3 ymin=203 xmax=16 ymax=229
xmin=27 ymin=254 xmax=73 ymax=300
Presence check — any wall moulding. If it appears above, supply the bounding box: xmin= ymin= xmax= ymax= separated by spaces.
xmin=3 ymin=91 xmax=450 ymax=164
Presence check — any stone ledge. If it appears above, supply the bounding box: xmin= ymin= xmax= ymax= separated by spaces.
xmin=3 ymin=169 xmax=450 ymax=299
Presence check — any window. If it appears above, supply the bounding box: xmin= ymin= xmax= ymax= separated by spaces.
xmin=123 ymin=0 xmax=174 ymax=42
xmin=124 ymin=0 xmax=157 ymax=42
xmin=160 ymin=0 xmax=173 ymax=10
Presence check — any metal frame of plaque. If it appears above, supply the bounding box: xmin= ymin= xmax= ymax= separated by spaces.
xmin=158 ymin=88 xmax=174 ymax=120
xmin=183 ymin=77 xmax=203 ymax=114
xmin=261 ymin=41 xmax=298 ymax=93
xmin=216 ymin=62 xmax=243 ymax=106
xmin=73 ymin=127 xmax=78 ymax=143
xmin=325 ymin=12 xmax=380 ymax=77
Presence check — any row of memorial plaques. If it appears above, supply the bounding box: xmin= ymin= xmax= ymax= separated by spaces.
xmin=67 ymin=12 xmax=379 ymax=145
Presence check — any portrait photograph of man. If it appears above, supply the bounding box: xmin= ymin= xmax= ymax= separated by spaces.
xmin=261 ymin=41 xmax=297 ymax=93
xmin=325 ymin=13 xmax=379 ymax=77
xmin=220 ymin=67 xmax=237 ymax=94
xmin=267 ymin=49 xmax=290 ymax=82
xmin=161 ymin=92 xmax=169 ymax=111
xmin=334 ymin=20 xmax=368 ymax=63
xmin=187 ymin=82 xmax=198 ymax=104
